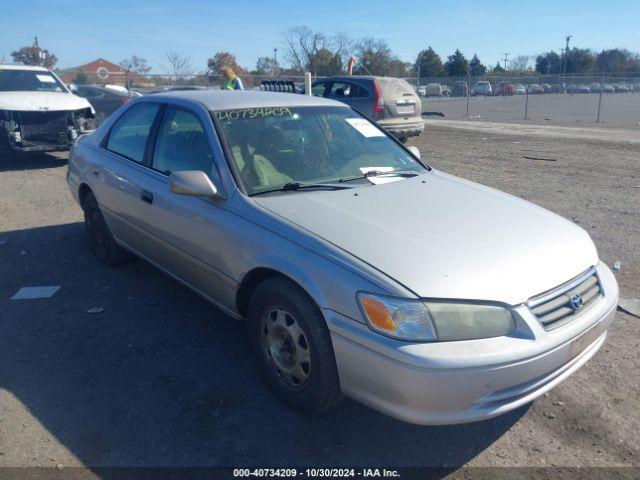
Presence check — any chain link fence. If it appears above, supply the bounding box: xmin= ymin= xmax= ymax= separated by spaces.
xmin=59 ymin=68 xmax=640 ymax=127
xmin=404 ymin=72 xmax=640 ymax=127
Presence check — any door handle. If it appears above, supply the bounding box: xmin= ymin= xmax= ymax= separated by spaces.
xmin=139 ymin=190 xmax=153 ymax=204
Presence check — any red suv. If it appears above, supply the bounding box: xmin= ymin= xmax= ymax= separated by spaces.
xmin=496 ymin=81 xmax=515 ymax=96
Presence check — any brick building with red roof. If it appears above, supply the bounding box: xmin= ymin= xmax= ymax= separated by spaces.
xmin=59 ymin=58 xmax=154 ymax=87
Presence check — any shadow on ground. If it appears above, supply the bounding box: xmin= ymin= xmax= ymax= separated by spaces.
xmin=0 ymin=152 xmax=67 ymax=172
xmin=0 ymin=223 xmax=527 ymax=469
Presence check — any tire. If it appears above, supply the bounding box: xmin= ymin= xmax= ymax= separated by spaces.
xmin=247 ymin=277 xmax=342 ymax=414
xmin=82 ymin=191 xmax=131 ymax=266
xmin=0 ymin=133 xmax=10 ymax=155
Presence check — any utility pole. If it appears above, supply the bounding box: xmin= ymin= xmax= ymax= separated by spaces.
xmin=561 ymin=35 xmax=572 ymax=82
xmin=273 ymin=47 xmax=278 ymax=76
xmin=34 ymin=36 xmax=41 ymax=66
xmin=502 ymin=53 xmax=509 ymax=71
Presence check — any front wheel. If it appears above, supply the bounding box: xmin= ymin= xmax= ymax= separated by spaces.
xmin=247 ymin=277 xmax=342 ymax=414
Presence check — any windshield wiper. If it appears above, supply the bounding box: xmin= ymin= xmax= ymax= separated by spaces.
xmin=337 ymin=169 xmax=420 ymax=183
xmin=250 ymin=182 xmax=352 ymax=196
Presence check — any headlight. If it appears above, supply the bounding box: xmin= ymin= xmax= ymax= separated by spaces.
xmin=357 ymin=293 xmax=516 ymax=342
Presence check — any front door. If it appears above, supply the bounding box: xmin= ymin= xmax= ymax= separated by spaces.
xmin=135 ymin=105 xmax=237 ymax=311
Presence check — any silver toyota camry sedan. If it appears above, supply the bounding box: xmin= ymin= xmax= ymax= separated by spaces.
xmin=67 ymin=90 xmax=618 ymax=425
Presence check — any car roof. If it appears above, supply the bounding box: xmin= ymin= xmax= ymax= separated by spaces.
xmin=0 ymin=64 xmax=50 ymax=72
xmin=147 ymin=90 xmax=348 ymax=110
xmin=80 ymin=84 xmax=130 ymax=94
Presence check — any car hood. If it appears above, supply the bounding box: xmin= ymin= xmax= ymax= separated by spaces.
xmin=0 ymin=91 xmax=92 ymax=112
xmin=254 ymin=171 xmax=598 ymax=305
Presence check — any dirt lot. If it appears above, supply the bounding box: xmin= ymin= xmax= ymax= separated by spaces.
xmin=0 ymin=122 xmax=638 ymax=476
xmin=422 ymin=92 xmax=640 ymax=130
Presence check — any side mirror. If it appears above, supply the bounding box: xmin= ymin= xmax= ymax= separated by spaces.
xmin=407 ymin=145 xmax=421 ymax=160
xmin=69 ymin=83 xmax=78 ymax=93
xmin=169 ymin=170 xmax=221 ymax=198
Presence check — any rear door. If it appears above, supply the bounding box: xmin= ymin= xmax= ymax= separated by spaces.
xmin=93 ymin=101 xmax=162 ymax=250
xmin=376 ymin=77 xmax=421 ymax=120
xmin=325 ymin=80 xmax=371 ymax=113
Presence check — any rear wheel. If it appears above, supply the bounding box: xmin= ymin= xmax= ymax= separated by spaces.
xmin=0 ymin=134 xmax=10 ymax=155
xmin=83 ymin=191 xmax=131 ymax=265
xmin=247 ymin=277 xmax=342 ymax=414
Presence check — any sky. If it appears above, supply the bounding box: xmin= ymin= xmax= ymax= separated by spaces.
xmin=1 ymin=0 xmax=639 ymax=73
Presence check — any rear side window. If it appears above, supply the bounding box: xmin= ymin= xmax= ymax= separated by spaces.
xmin=329 ymin=82 xmax=368 ymax=98
xmin=77 ymin=87 xmax=102 ymax=99
xmin=106 ymin=103 xmax=160 ymax=162
xmin=311 ymin=82 xmax=330 ymax=97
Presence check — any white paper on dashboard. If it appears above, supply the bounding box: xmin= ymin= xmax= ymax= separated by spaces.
xmin=345 ymin=118 xmax=385 ymax=137
xmin=36 ymin=75 xmax=55 ymax=83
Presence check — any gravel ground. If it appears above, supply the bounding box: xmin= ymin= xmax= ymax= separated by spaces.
xmin=0 ymin=122 xmax=638 ymax=477
xmin=422 ymin=93 xmax=640 ymax=130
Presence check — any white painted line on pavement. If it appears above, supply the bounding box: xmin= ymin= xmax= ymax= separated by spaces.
xmin=11 ymin=286 xmax=61 ymax=300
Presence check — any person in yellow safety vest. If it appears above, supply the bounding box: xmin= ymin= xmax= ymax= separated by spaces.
xmin=221 ymin=67 xmax=244 ymax=90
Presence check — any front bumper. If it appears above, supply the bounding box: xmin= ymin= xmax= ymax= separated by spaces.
xmin=1 ymin=109 xmax=95 ymax=153
xmin=326 ymin=262 xmax=618 ymax=425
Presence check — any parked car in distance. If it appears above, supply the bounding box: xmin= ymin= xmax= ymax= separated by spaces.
xmin=527 ymin=84 xmax=544 ymax=94
xmin=541 ymin=83 xmax=553 ymax=93
xmin=515 ymin=84 xmax=526 ymax=95
xmin=311 ymin=75 xmax=423 ymax=142
xmin=67 ymin=90 xmax=618 ymax=425
xmin=568 ymin=84 xmax=590 ymax=94
xmin=602 ymin=84 xmax=615 ymax=93
xmin=72 ymin=84 xmax=133 ymax=124
xmin=451 ymin=80 xmax=468 ymax=97
xmin=613 ymin=84 xmax=629 ymax=93
xmin=0 ymin=64 xmax=96 ymax=154
xmin=421 ymin=83 xmax=444 ymax=97
xmin=471 ymin=81 xmax=493 ymax=96
xmin=496 ymin=81 xmax=515 ymax=96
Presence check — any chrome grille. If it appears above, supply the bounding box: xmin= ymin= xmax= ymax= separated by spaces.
xmin=528 ymin=268 xmax=602 ymax=329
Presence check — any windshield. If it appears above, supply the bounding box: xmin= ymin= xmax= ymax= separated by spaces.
xmin=214 ymin=106 xmax=427 ymax=195
xmin=0 ymin=69 xmax=67 ymax=92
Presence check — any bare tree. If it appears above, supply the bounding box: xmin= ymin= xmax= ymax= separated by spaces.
xmin=332 ymin=32 xmax=354 ymax=68
xmin=509 ymin=55 xmax=531 ymax=73
xmin=119 ymin=55 xmax=152 ymax=75
xmin=284 ymin=26 xmax=329 ymax=73
xmin=164 ymin=51 xmax=192 ymax=83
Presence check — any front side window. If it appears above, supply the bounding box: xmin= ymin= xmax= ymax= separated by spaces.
xmin=215 ymin=106 xmax=426 ymax=195
xmin=106 ymin=103 xmax=160 ymax=162
xmin=0 ymin=69 xmax=66 ymax=92
xmin=152 ymin=107 xmax=213 ymax=176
